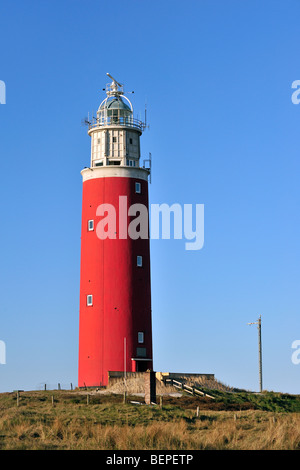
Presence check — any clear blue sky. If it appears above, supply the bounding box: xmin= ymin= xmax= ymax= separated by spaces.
xmin=0 ymin=0 xmax=299 ymax=394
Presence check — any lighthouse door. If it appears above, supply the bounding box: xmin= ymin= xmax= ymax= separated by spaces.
xmin=136 ymin=361 xmax=148 ymax=372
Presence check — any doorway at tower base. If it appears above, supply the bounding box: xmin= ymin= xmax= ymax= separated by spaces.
xmin=131 ymin=358 xmax=152 ymax=372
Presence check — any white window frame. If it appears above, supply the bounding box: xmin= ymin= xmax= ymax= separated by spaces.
xmin=137 ymin=255 xmax=143 ymax=267
xmin=135 ymin=182 xmax=141 ymax=194
xmin=88 ymin=220 xmax=94 ymax=231
xmin=138 ymin=332 xmax=144 ymax=344
xmin=87 ymin=295 xmax=93 ymax=306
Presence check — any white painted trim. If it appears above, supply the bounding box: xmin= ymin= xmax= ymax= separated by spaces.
xmin=131 ymin=358 xmax=152 ymax=361
xmin=88 ymin=125 xmax=142 ymax=137
xmin=81 ymin=166 xmax=149 ymax=182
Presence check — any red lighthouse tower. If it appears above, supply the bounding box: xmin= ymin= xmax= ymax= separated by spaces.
xmin=78 ymin=74 xmax=153 ymax=387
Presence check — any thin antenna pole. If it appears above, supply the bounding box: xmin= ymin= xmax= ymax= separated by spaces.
xmin=124 ymin=337 xmax=127 ymax=387
xmin=258 ymin=315 xmax=262 ymax=392
xmin=248 ymin=315 xmax=263 ymax=393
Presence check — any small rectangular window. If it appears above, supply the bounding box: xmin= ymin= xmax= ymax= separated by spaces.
xmin=129 ymin=138 xmax=133 ymax=144
xmin=88 ymin=220 xmax=94 ymax=231
xmin=87 ymin=295 xmax=93 ymax=306
xmin=135 ymin=182 xmax=141 ymax=194
xmin=138 ymin=332 xmax=144 ymax=344
xmin=137 ymin=255 xmax=143 ymax=267
xmin=113 ymin=137 xmax=117 ymax=143
xmin=136 ymin=347 xmax=146 ymax=357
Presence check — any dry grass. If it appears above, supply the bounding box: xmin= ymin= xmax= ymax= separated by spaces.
xmin=2 ymin=411 xmax=300 ymax=450
xmin=0 ymin=391 xmax=299 ymax=450
xmin=181 ymin=375 xmax=234 ymax=392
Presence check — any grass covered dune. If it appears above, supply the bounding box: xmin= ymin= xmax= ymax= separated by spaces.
xmin=0 ymin=390 xmax=299 ymax=450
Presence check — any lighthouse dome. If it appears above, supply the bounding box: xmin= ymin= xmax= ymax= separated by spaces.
xmin=97 ymin=94 xmax=133 ymax=125
xmin=99 ymin=96 xmax=132 ymax=112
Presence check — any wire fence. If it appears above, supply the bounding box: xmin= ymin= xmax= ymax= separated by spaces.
xmin=36 ymin=383 xmax=75 ymax=391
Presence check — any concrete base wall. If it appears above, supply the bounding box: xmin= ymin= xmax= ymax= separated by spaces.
xmin=156 ymin=372 xmax=215 ymax=382
xmin=144 ymin=370 xmax=156 ymax=404
xmin=108 ymin=371 xmax=146 ymax=387
xmin=108 ymin=371 xmax=215 ymax=388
